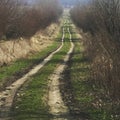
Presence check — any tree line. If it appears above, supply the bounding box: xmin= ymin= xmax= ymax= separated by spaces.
xmin=71 ymin=0 xmax=120 ymax=118
xmin=0 ymin=0 xmax=62 ymax=39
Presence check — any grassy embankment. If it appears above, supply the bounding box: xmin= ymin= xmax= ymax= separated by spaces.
xmin=12 ymin=25 xmax=71 ymax=120
xmin=68 ymin=25 xmax=113 ymax=120
xmin=0 ymin=28 xmax=63 ymax=91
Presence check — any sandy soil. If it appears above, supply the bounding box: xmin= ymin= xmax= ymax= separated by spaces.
xmin=48 ymin=27 xmax=74 ymax=120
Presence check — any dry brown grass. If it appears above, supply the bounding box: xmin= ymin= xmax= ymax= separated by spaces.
xmin=71 ymin=0 xmax=120 ymax=102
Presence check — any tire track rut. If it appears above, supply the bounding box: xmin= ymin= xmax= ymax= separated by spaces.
xmin=48 ymin=26 xmax=74 ymax=119
xmin=0 ymin=26 xmax=65 ymax=118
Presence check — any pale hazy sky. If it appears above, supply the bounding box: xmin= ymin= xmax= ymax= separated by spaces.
xmin=26 ymin=0 xmax=89 ymax=5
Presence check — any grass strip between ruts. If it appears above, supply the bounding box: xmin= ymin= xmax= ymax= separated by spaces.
xmin=12 ymin=27 xmax=71 ymax=120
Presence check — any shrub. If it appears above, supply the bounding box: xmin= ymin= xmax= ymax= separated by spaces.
xmin=0 ymin=0 xmax=63 ymax=39
xmin=71 ymin=0 xmax=120 ymax=102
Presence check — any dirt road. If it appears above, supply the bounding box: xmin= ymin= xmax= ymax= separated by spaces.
xmin=0 ymin=11 xmax=85 ymax=120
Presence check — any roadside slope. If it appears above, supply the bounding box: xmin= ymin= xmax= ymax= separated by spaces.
xmin=0 ymin=21 xmax=61 ymax=66
xmin=0 ymin=24 xmax=64 ymax=119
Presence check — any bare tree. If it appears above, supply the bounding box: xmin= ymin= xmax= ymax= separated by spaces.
xmin=0 ymin=0 xmax=62 ymax=39
xmin=70 ymin=0 xmax=120 ymax=116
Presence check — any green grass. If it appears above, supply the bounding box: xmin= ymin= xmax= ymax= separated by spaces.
xmin=12 ymin=26 xmax=71 ymax=120
xmin=69 ymin=25 xmax=114 ymax=120
xmin=0 ymin=29 xmax=63 ymax=90
xmin=70 ymin=28 xmax=92 ymax=105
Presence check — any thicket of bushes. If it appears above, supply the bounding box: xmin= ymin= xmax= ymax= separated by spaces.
xmin=71 ymin=0 xmax=120 ymax=117
xmin=0 ymin=0 xmax=62 ymax=39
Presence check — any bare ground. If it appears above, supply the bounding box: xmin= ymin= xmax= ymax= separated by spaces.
xmin=48 ymin=27 xmax=75 ymax=120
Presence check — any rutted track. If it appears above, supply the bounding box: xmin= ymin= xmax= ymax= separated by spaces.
xmin=0 ymin=26 xmax=65 ymax=118
xmin=0 ymin=14 xmax=76 ymax=120
xmin=48 ymin=27 xmax=74 ymax=119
